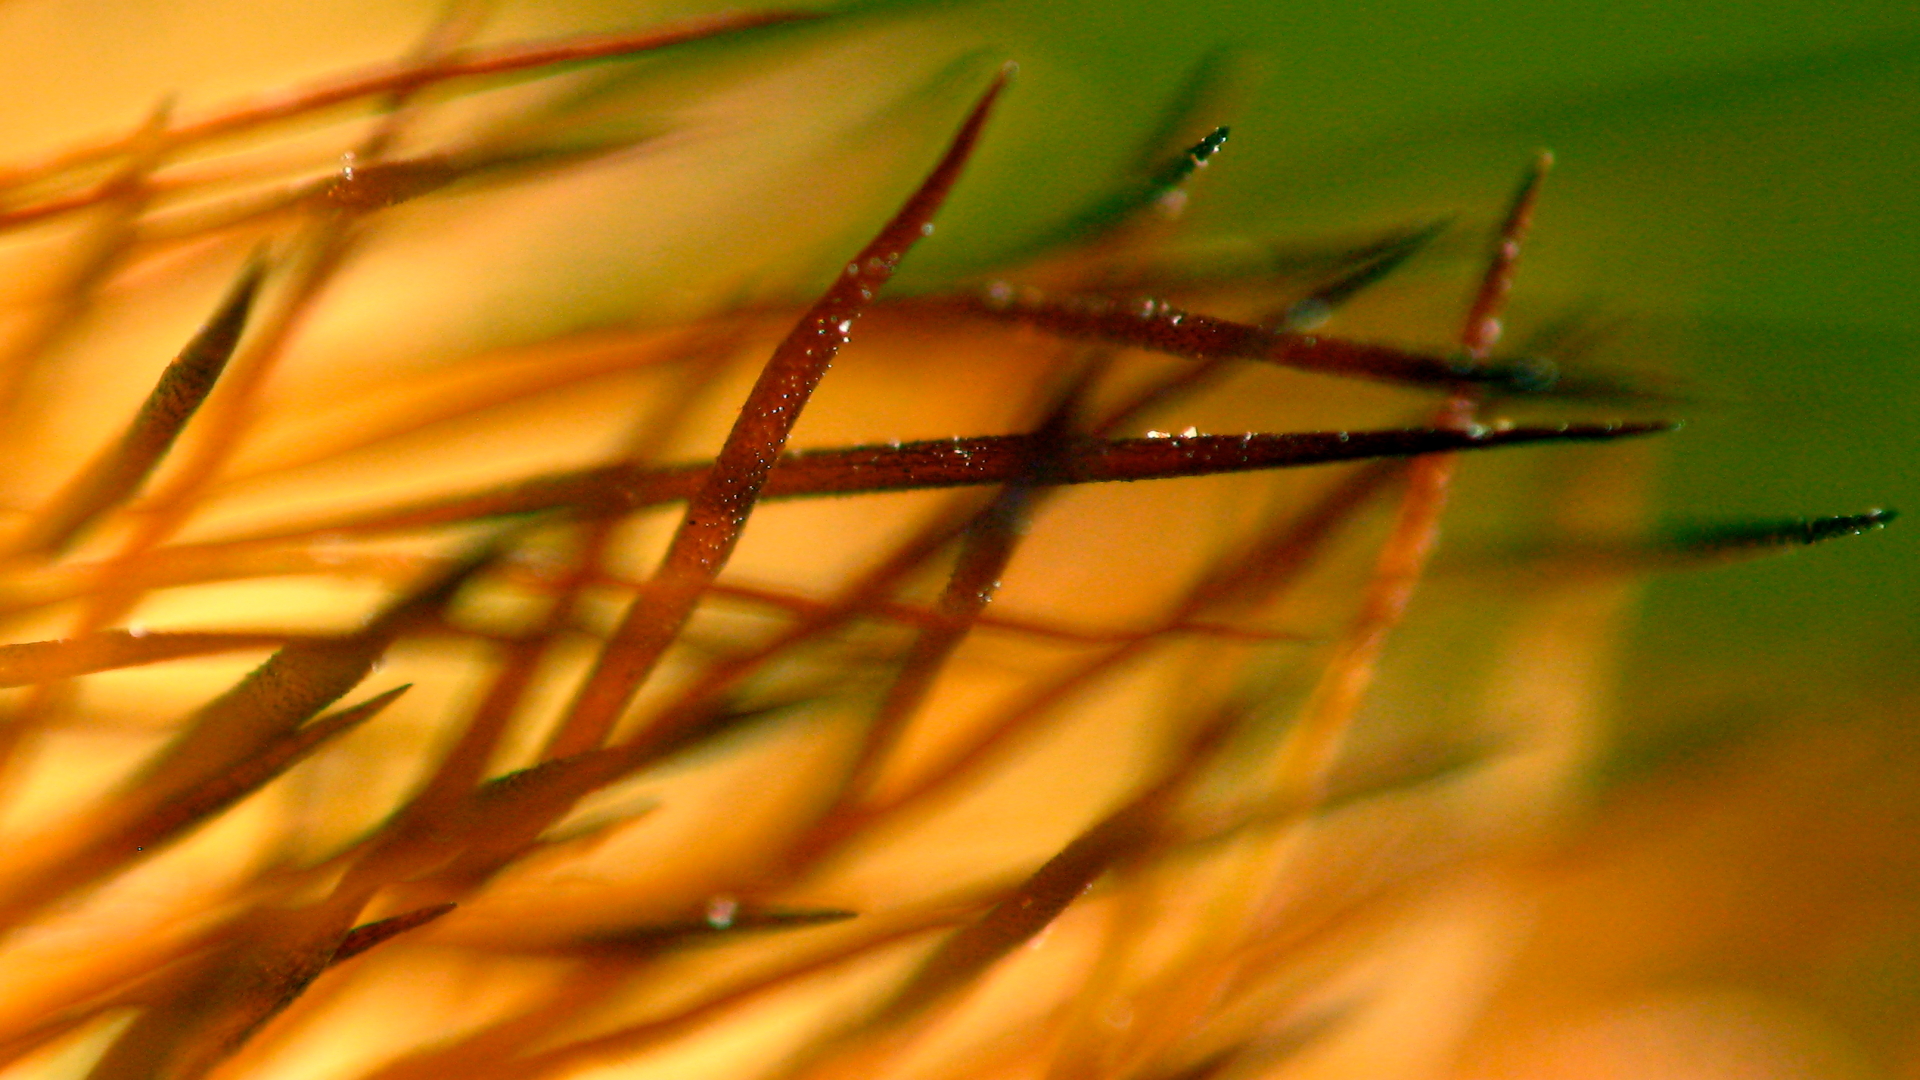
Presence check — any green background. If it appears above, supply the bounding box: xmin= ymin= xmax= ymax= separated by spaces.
xmin=839 ymin=0 xmax=1920 ymax=748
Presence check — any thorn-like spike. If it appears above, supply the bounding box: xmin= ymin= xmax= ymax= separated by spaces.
xmin=1459 ymin=149 xmax=1553 ymax=359
xmin=329 ymin=903 xmax=457 ymax=967
xmin=880 ymin=797 xmax=1161 ymax=1023
xmin=1153 ymin=125 xmax=1230 ymax=191
xmin=544 ymin=70 xmax=1010 ymax=759
xmin=1680 ymin=507 xmax=1898 ymax=554
xmin=0 ymin=630 xmax=291 ymax=688
xmin=134 ymin=684 xmax=410 ymax=853
xmin=0 ymin=12 xmax=823 ymax=219
xmin=13 ymin=250 xmax=267 ymax=557
xmin=1282 ymin=218 xmax=1449 ymax=328
xmin=0 ymin=684 xmax=407 ymax=930
xmin=947 ymin=288 xmax=1604 ymax=397
xmin=180 ymin=421 xmax=1677 ymax=548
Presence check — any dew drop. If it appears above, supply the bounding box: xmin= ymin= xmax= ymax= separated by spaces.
xmin=705 ymin=895 xmax=739 ymax=929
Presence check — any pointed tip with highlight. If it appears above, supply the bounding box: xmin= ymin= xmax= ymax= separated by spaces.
xmin=14 ymin=251 xmax=268 ymax=557
xmin=1680 ymin=507 xmax=1898 ymax=556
